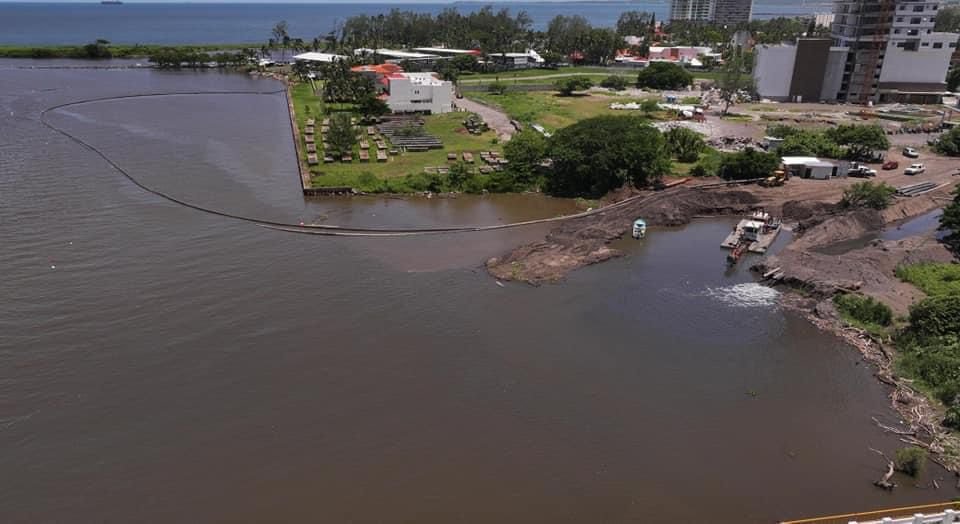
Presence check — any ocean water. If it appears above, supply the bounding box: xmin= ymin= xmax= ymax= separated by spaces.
xmin=0 ymin=2 xmax=832 ymax=46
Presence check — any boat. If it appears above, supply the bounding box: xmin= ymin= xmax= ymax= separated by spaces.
xmin=721 ymin=208 xmax=782 ymax=264
xmin=632 ymin=218 xmax=647 ymax=239
xmin=100 ymin=1 xmax=123 ymax=5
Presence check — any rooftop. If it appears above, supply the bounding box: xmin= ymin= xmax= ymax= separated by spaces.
xmin=292 ymin=52 xmax=346 ymax=63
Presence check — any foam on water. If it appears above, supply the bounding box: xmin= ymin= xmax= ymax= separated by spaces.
xmin=703 ymin=282 xmax=780 ymax=308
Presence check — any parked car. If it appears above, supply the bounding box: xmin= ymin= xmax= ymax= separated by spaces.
xmin=903 ymin=147 xmax=920 ymax=158
xmin=882 ymin=160 xmax=899 ymax=170
xmin=847 ymin=163 xmax=877 ymax=178
xmin=904 ymin=163 xmax=925 ymax=175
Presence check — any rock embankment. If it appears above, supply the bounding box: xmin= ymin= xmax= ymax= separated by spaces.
xmin=486 ymin=187 xmax=759 ymax=284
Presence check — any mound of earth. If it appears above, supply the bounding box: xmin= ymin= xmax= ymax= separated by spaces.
xmin=487 ymin=187 xmax=759 ymax=284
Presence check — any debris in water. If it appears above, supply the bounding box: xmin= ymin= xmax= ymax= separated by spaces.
xmin=496 ymin=281 xmax=505 ymax=288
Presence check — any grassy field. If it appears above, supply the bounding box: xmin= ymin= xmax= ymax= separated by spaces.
xmin=465 ymin=90 xmax=660 ymax=131
xmin=290 ymin=82 xmax=503 ymax=188
xmin=896 ymin=263 xmax=960 ymax=296
xmin=460 ymin=66 xmax=721 ymax=85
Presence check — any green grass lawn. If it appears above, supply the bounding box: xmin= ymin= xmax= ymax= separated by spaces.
xmin=459 ymin=66 xmax=616 ymax=82
xmin=896 ymin=263 xmax=960 ymax=296
xmin=292 ymin=82 xmax=502 ymax=187
xmin=465 ymin=90 xmax=660 ymax=131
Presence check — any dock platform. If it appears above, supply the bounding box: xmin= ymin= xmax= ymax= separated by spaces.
xmin=721 ymin=219 xmax=781 ymax=254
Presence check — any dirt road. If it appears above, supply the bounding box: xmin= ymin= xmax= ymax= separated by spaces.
xmin=455 ymin=97 xmax=516 ymax=141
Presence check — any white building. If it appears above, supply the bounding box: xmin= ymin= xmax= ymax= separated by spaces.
xmin=385 ymin=72 xmax=454 ymax=114
xmin=781 ymin=156 xmax=839 ymax=179
xmin=488 ymin=50 xmax=545 ymax=69
xmin=754 ymin=39 xmax=848 ymax=102
xmin=670 ymin=0 xmax=714 ymax=21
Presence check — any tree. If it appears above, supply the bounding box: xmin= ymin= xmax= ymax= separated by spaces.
xmin=777 ymin=130 xmax=843 ymax=159
xmin=948 ymin=67 xmax=960 ymax=93
xmin=326 ymin=112 xmax=356 ymax=158
xmin=717 ymin=148 xmax=778 ymax=181
xmin=450 ymin=54 xmax=479 ymax=73
xmin=825 ymin=124 xmax=889 ymax=161
xmin=447 ymin=161 xmax=471 ymax=190
xmin=636 ymin=62 xmax=692 ymax=90
xmin=663 ymin=126 xmax=705 ymax=162
xmin=840 ymin=181 xmax=896 ymax=210
xmin=765 ymin=124 xmax=803 ymax=139
xmin=940 ymin=186 xmax=960 ymax=254
xmin=545 ymin=116 xmax=672 ymax=197
xmin=935 ymin=5 xmax=960 ymax=32
xmin=717 ymin=49 xmax=753 ymax=114
xmin=503 ymin=130 xmax=547 ymax=189
xmin=600 ymin=75 xmax=628 ymax=91
xmin=616 ymin=10 xmax=654 ymax=37
xmin=554 ymin=77 xmax=593 ymax=96
xmin=934 ymin=126 xmax=960 ymax=156
xmin=272 ymin=21 xmax=290 ymax=61
xmin=487 ymin=81 xmax=508 ymax=95
xmin=357 ymin=94 xmax=390 ymax=122
xmin=82 ymin=39 xmax=112 ymax=59
xmin=640 ymin=98 xmax=660 ymax=112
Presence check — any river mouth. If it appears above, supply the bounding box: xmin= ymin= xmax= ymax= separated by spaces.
xmin=2 ymin=66 xmax=953 ymax=523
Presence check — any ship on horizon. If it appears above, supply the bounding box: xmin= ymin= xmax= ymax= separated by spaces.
xmin=100 ymin=0 xmax=123 ymax=4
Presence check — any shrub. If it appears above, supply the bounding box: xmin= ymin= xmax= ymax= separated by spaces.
xmin=833 ymin=293 xmax=893 ymax=328
xmin=825 ymin=124 xmax=889 ymax=161
xmin=640 ymin=99 xmax=660 ymax=113
xmin=690 ymin=149 xmax=721 ymax=177
xmin=554 ymin=77 xmax=593 ymax=96
xmin=907 ymin=295 xmax=960 ymax=339
xmin=765 ymin=124 xmax=802 ymax=139
xmin=486 ymin=81 xmax=508 ymax=95
xmin=935 ymin=127 xmax=960 ymax=156
xmin=663 ymin=126 xmax=705 ymax=163
xmin=600 ymin=75 xmax=628 ymax=91
xmin=894 ymin=446 xmax=928 ymax=477
xmin=840 ymin=181 xmax=896 ymax=210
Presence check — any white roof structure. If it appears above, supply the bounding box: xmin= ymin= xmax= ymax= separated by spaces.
xmin=398 ymin=72 xmax=445 ymax=86
xmin=374 ymin=49 xmax=438 ymax=60
xmin=781 ymin=156 xmax=822 ymax=165
xmin=292 ymin=52 xmax=346 ymax=63
xmin=412 ymin=47 xmax=477 ymax=55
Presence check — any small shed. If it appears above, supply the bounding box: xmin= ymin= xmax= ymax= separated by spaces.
xmin=781 ymin=156 xmax=838 ymax=180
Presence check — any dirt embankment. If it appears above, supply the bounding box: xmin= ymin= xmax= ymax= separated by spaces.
xmin=758 ymin=191 xmax=955 ymax=314
xmin=486 ymin=186 xmax=759 ymax=284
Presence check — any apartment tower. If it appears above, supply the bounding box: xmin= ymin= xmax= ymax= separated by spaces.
xmin=831 ymin=0 xmax=958 ymax=103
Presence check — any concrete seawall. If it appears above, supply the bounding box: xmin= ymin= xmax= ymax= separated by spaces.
xmin=284 ymin=82 xmax=311 ymax=192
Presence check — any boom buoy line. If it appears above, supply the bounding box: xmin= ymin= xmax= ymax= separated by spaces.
xmin=39 ymin=90 xmax=685 ymax=237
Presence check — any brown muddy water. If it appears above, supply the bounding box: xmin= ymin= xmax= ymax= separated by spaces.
xmin=1 ymin=64 xmax=954 ymax=523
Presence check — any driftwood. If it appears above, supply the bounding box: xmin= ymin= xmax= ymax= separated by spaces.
xmin=870 ymin=447 xmax=897 ymax=490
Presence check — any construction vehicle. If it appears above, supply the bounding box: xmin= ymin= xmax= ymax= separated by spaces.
xmin=759 ymin=169 xmax=787 ymax=187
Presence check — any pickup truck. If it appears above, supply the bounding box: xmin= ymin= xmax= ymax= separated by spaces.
xmin=904 ymin=163 xmax=925 ymax=175
xmin=847 ymin=164 xmax=877 ymax=178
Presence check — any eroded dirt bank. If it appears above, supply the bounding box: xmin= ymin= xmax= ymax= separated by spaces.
xmin=486 ymin=186 xmax=760 ymax=284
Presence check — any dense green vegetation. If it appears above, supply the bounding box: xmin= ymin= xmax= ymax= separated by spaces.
xmin=894 ymin=446 xmax=928 ymax=477
xmin=942 ymin=187 xmax=960 ymax=255
xmin=934 ymin=127 xmax=960 ymax=156
xmin=553 ymin=77 xmax=594 ymax=96
xmin=896 ymin=263 xmax=960 ymax=297
xmin=635 ymin=62 xmax=693 ymax=90
xmin=935 ymin=5 xmax=960 ymax=32
xmin=717 ymin=148 xmax=779 ymax=181
xmin=0 ymin=42 xmax=255 ymax=59
xmin=544 ymin=116 xmax=671 ymax=197
xmin=825 ymin=124 xmax=889 ymax=161
xmin=841 ymin=181 xmax=896 ymax=210
xmin=599 ymin=74 xmax=628 ymax=91
xmin=663 ymin=126 xmax=705 ymax=163
xmin=896 ymin=294 xmax=960 ymax=429
xmin=833 ymin=293 xmax=894 ymax=337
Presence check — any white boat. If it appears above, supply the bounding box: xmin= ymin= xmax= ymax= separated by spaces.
xmin=632 ymin=218 xmax=647 ymax=239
